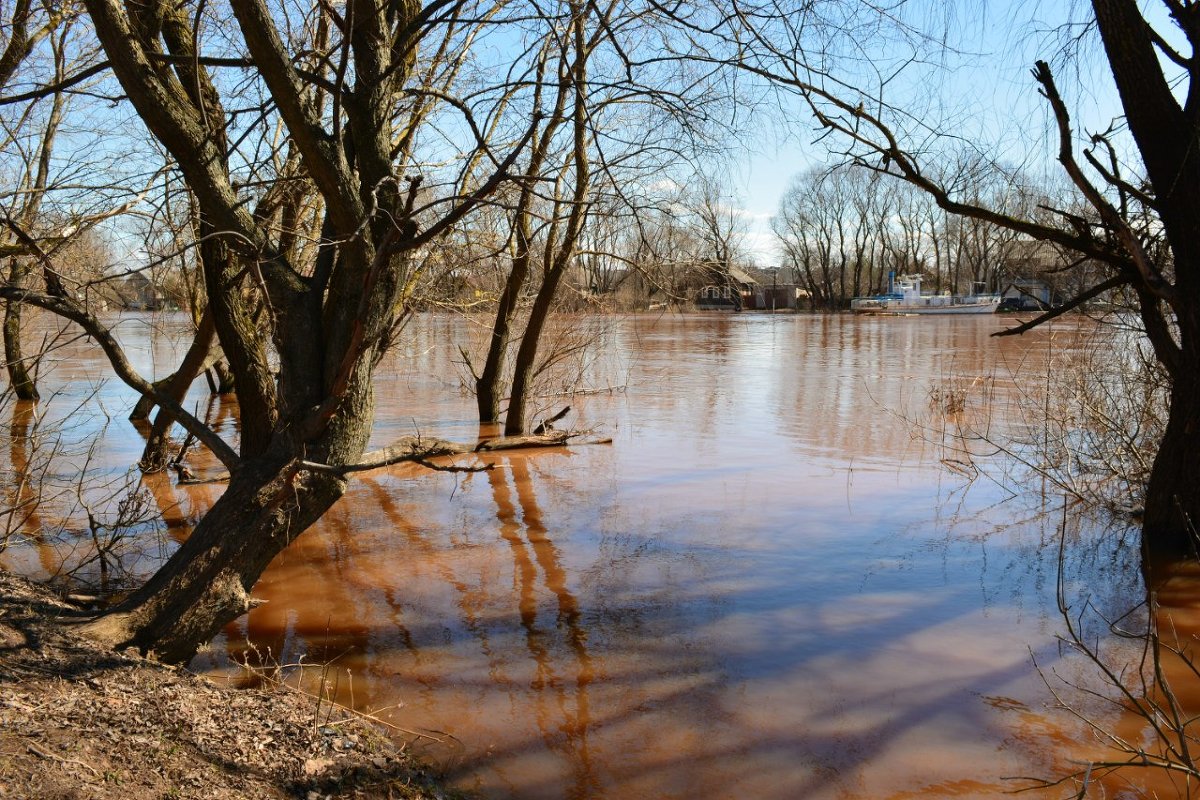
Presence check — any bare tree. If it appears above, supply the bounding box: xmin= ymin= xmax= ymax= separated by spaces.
xmin=773 ymin=164 xmax=894 ymax=308
xmin=474 ymin=32 xmax=572 ymax=427
xmin=0 ymin=0 xmax=557 ymax=662
xmin=473 ymin=1 xmax=727 ymax=431
xmin=687 ymin=176 xmax=750 ymax=296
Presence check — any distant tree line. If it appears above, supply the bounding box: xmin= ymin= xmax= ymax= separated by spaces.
xmin=772 ymin=161 xmax=1107 ymax=310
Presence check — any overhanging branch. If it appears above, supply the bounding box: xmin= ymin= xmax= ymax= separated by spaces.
xmin=0 ymin=286 xmax=242 ymax=470
xmin=993 ymin=274 xmax=1128 ymax=337
xmin=1033 ymin=60 xmax=1176 ymax=308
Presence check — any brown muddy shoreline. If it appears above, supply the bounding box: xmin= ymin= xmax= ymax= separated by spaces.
xmin=0 ymin=570 xmax=466 ymax=800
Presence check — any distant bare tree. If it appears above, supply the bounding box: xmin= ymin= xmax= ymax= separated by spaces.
xmin=773 ymin=165 xmax=893 ymax=308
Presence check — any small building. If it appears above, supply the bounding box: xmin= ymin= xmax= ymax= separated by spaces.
xmin=696 ymin=267 xmax=758 ymax=311
xmin=119 ymin=273 xmax=165 ymax=311
xmin=1000 ymin=278 xmax=1053 ymax=311
xmin=741 ymin=266 xmax=806 ymax=311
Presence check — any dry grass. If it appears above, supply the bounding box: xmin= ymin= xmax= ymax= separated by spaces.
xmin=0 ymin=571 xmax=466 ymax=800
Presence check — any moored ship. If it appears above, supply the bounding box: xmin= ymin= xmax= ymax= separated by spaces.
xmin=850 ymin=273 xmax=1000 ymax=315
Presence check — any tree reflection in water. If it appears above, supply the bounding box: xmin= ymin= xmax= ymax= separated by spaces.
xmin=0 ymin=312 xmax=1172 ymax=799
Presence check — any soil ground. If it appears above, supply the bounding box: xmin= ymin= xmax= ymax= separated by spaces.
xmin=0 ymin=571 xmax=464 ymax=800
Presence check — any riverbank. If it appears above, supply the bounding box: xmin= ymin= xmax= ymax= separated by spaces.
xmin=0 ymin=571 xmax=462 ymax=800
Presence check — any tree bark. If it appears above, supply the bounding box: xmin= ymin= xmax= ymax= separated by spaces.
xmin=505 ymin=266 xmax=567 ymax=435
xmin=84 ymin=454 xmax=346 ymax=662
xmin=140 ymin=309 xmax=216 ymax=471
xmin=3 ymin=300 xmax=37 ymax=400
xmin=1142 ymin=370 xmax=1200 ymax=560
xmin=477 ymin=216 xmax=533 ymax=424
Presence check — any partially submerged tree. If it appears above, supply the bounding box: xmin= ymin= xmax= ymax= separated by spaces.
xmin=474 ymin=35 xmax=571 ymax=428
xmin=686 ymin=176 xmax=751 ymax=299
xmin=471 ymin=1 xmax=725 ymax=432
xmin=0 ymin=0 xmax=558 ymax=661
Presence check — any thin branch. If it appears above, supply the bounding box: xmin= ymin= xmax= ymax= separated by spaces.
xmin=0 ymin=61 xmax=112 ymax=106
xmin=1032 ymin=60 xmax=1176 ymax=306
xmin=0 ymin=287 xmax=241 ymax=470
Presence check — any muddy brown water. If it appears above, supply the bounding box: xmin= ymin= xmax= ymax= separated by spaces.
xmin=0 ymin=311 xmax=1180 ymax=798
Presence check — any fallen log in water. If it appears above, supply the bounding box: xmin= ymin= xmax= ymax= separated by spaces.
xmin=179 ymin=430 xmax=610 ymax=484
xmin=475 ymin=429 xmax=571 ymax=450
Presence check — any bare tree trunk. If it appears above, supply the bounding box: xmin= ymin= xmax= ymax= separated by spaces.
xmin=139 ymin=309 xmax=216 ymax=471
xmin=505 ymin=268 xmax=566 ymax=435
xmin=129 ymin=374 xmax=178 ymax=421
xmin=72 ymin=0 xmax=546 ymax=663
xmin=477 ymin=213 xmax=534 ymax=424
xmin=84 ymin=453 xmax=346 ymax=662
xmin=3 ymin=300 xmax=37 ymax=400
xmin=477 ymin=277 xmax=523 ymax=424
xmin=1143 ymin=376 xmax=1200 ymax=560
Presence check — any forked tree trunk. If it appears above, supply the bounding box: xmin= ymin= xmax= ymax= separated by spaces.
xmin=477 ymin=131 xmax=558 ymax=425
xmin=78 ymin=0 xmax=528 ymax=664
xmin=477 ymin=255 xmax=530 ymax=424
xmin=505 ymin=266 xmax=568 ymax=435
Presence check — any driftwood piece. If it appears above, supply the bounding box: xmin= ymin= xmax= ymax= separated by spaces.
xmin=475 ymin=430 xmax=571 ymax=451
xmin=177 ymin=473 xmax=231 ymax=485
xmin=179 ymin=430 xmax=609 ymax=484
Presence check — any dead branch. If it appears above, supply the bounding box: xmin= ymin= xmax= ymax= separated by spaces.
xmin=1032 ymin=60 xmax=1175 ymax=307
xmin=297 ymin=429 xmax=604 ymax=477
xmin=413 ymin=457 xmax=493 ymax=474
xmin=333 ymin=437 xmax=475 ymax=471
xmin=532 ymin=405 xmax=570 ymax=434
xmin=993 ymin=274 xmax=1128 ymax=337
xmin=474 ymin=430 xmax=571 ymax=451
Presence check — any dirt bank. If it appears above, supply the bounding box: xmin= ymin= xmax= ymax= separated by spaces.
xmin=0 ymin=571 xmax=462 ymax=800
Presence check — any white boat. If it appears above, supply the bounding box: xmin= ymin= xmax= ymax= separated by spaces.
xmin=850 ymin=273 xmax=1000 ymax=315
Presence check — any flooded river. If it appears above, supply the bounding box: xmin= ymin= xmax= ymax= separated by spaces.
xmin=0 ymin=312 xmax=1167 ymax=798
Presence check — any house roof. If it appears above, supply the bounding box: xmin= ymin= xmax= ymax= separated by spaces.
xmin=729 ymin=267 xmax=757 ymax=285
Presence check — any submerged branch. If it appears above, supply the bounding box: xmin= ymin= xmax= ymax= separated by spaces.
xmin=298 ymin=429 xmax=607 ymax=476
xmin=0 ymin=286 xmax=241 ymax=470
